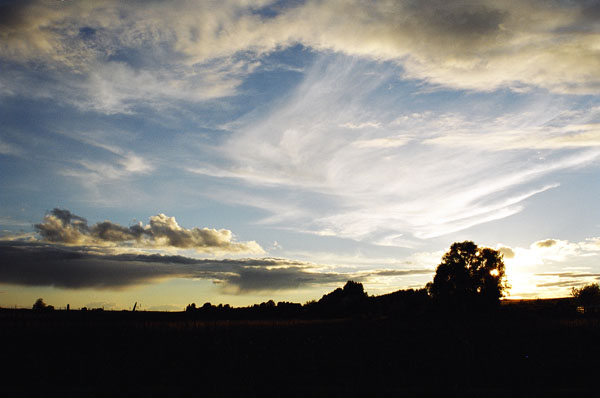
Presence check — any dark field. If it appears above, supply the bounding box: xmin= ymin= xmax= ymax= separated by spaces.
xmin=2 ymin=301 xmax=599 ymax=396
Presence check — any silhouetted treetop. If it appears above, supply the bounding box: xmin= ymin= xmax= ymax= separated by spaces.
xmin=32 ymin=298 xmax=54 ymax=311
xmin=572 ymin=283 xmax=600 ymax=311
xmin=319 ymin=281 xmax=366 ymax=301
xmin=427 ymin=241 xmax=508 ymax=309
xmin=315 ymin=281 xmax=368 ymax=315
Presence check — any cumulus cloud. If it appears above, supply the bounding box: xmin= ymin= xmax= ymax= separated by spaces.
xmin=1 ymin=0 xmax=598 ymax=114
xmin=0 ymin=240 xmax=348 ymax=291
xmin=34 ymin=208 xmax=264 ymax=254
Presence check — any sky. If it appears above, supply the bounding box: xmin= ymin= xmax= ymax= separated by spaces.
xmin=1 ymin=0 xmax=599 ymax=310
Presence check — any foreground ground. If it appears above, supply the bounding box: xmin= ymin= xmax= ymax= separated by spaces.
xmin=1 ymin=300 xmax=598 ymax=396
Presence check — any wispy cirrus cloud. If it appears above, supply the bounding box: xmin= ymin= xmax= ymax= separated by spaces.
xmin=189 ymin=56 xmax=600 ymax=243
xmin=424 ymin=108 xmax=600 ymax=151
xmin=0 ymin=138 xmax=23 ymax=157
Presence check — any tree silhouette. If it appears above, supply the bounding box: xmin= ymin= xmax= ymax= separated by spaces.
xmin=572 ymin=283 xmax=600 ymax=312
xmin=32 ymin=298 xmax=54 ymax=311
xmin=427 ymin=241 xmax=508 ymax=309
xmin=316 ymin=280 xmax=369 ymax=315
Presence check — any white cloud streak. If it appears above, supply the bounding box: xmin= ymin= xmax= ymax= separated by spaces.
xmin=190 ymin=56 xmax=600 ymax=243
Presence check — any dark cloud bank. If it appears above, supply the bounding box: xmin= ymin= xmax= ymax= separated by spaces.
xmin=0 ymin=240 xmax=350 ymax=291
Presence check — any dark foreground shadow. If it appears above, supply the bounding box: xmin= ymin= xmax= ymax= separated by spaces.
xmin=1 ymin=301 xmax=598 ymax=397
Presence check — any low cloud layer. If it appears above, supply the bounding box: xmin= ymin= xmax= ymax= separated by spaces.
xmin=0 ymin=240 xmax=372 ymax=292
xmin=35 ymin=209 xmax=263 ymax=254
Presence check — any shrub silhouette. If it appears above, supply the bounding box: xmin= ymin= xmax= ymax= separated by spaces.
xmin=427 ymin=241 xmax=508 ymax=310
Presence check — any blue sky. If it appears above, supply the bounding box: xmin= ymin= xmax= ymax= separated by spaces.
xmin=1 ymin=0 xmax=599 ymax=310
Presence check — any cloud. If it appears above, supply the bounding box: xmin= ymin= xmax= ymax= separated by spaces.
xmin=0 ymin=138 xmax=23 ymax=157
xmin=352 ymin=137 xmax=410 ymax=149
xmin=189 ymin=56 xmax=599 ymax=243
xmin=41 ymin=132 xmax=157 ymax=205
xmin=536 ymin=272 xmax=600 ymax=279
xmin=62 ymin=152 xmax=154 ymax=184
xmin=0 ymin=226 xmax=436 ymax=293
xmin=536 ymin=239 xmax=558 ymax=248
xmin=1 ymin=0 xmax=598 ymax=114
xmin=497 ymin=246 xmax=515 ymax=259
xmin=423 ymin=109 xmax=600 ymax=152
xmin=363 ymin=269 xmax=433 ymax=277
xmin=535 ymin=280 xmax=584 ymax=289
xmin=0 ymin=0 xmax=264 ymax=112
xmin=341 ymin=122 xmax=382 ymax=130
xmin=533 ymin=272 xmax=600 ymax=289
xmin=0 ymin=242 xmax=172 ymax=289
xmin=34 ymin=208 xmax=264 ymax=254
xmin=0 ymin=240 xmax=348 ymax=291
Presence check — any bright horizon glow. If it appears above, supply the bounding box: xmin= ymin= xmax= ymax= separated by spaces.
xmin=1 ymin=0 xmax=599 ymax=310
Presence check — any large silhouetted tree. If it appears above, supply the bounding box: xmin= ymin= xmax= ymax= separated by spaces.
xmin=572 ymin=283 xmax=600 ymax=312
xmin=427 ymin=241 xmax=508 ymax=309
